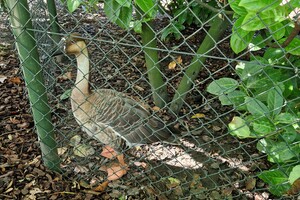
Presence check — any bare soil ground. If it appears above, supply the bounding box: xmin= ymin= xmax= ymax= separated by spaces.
xmin=0 ymin=4 xmax=283 ymax=200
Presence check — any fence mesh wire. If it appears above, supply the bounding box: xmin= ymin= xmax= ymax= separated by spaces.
xmin=1 ymin=0 xmax=300 ymax=199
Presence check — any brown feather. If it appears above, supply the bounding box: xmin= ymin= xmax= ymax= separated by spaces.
xmin=63 ymin=34 xmax=179 ymax=151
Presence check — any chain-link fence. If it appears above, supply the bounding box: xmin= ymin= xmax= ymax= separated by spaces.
xmin=1 ymin=0 xmax=300 ymax=199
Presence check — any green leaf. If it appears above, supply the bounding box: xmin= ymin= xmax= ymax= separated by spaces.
xmin=230 ymin=17 xmax=255 ymax=54
xmin=135 ymin=0 xmax=156 ymax=18
xmin=104 ymin=0 xmax=121 ymax=22
xmin=258 ymin=169 xmax=291 ymax=196
xmin=269 ymin=22 xmax=285 ymax=40
xmin=253 ymin=118 xmax=275 ymax=135
xmin=259 ymin=168 xmax=289 ymax=185
xmin=246 ymin=68 xmax=282 ymax=89
xmin=131 ymin=20 xmax=142 ymax=33
xmin=263 ymin=48 xmax=286 ymax=64
xmin=267 ymin=86 xmax=283 ymax=116
xmin=104 ymin=0 xmax=132 ymax=29
xmin=268 ymin=142 xmax=300 ymax=163
xmin=228 ymin=0 xmax=247 ymax=16
xmin=289 ymin=165 xmax=300 ymax=184
xmin=219 ymin=90 xmax=246 ymax=106
xmin=115 ymin=0 xmax=131 ymax=7
xmin=289 ymin=0 xmax=300 ymax=7
xmin=275 ymin=112 xmax=298 ymax=124
xmin=207 ymin=78 xmax=239 ymax=95
xmin=256 ymin=138 xmax=273 ymax=153
xmin=239 ymin=0 xmax=281 ymax=12
xmin=60 ymin=89 xmax=72 ymax=100
xmin=190 ymin=6 xmax=201 ymax=25
xmin=242 ymin=8 xmax=286 ymax=31
xmin=238 ymin=61 xmax=263 ymax=80
xmin=285 ymin=38 xmax=300 ymax=56
xmin=115 ymin=6 xmax=132 ymax=29
xmin=250 ymin=35 xmax=265 ymax=50
xmin=245 ymin=97 xmax=270 ymax=117
xmin=178 ymin=11 xmax=188 ymax=25
xmin=67 ymin=0 xmax=81 ymax=13
xmin=283 ymin=77 xmax=296 ymax=97
xmin=281 ymin=126 xmax=297 ymax=143
xmin=161 ymin=25 xmax=182 ymax=41
xmin=228 ymin=116 xmax=252 ymax=139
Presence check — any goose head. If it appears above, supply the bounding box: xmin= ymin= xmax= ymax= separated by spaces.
xmin=53 ymin=33 xmax=87 ymax=56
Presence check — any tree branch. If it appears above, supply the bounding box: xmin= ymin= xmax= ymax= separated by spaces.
xmin=264 ymin=22 xmax=300 ymax=48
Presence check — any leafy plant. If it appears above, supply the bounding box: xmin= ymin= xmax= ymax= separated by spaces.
xmin=160 ymin=0 xmax=215 ymax=40
xmin=207 ymin=0 xmax=300 ymax=196
xmin=208 ymin=58 xmax=300 ymax=196
xmin=229 ymin=0 xmax=300 ymax=55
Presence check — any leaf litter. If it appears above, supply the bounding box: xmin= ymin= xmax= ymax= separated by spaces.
xmin=0 ymin=5 xmax=276 ymax=200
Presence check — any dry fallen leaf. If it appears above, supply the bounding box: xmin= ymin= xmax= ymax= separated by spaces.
xmin=57 ymin=72 xmax=72 ymax=82
xmin=0 ymin=75 xmax=7 ymax=83
xmin=8 ymin=77 xmax=21 ymax=84
xmin=93 ymin=181 xmax=109 ymax=192
xmin=134 ymin=161 xmax=147 ymax=168
xmin=190 ymin=174 xmax=203 ymax=189
xmin=168 ymin=61 xmax=177 ymax=70
xmin=17 ymin=122 xmax=30 ymax=128
xmin=191 ymin=113 xmax=205 ymax=119
xmin=287 ymin=178 xmax=300 ymax=195
xmin=9 ymin=117 xmax=21 ymax=124
xmin=100 ymin=145 xmax=117 ymax=159
xmin=106 ymin=162 xmax=128 ymax=181
xmin=212 ymin=125 xmax=222 ymax=132
xmin=222 ymin=187 xmax=233 ymax=196
xmin=176 ymin=56 xmax=182 ymax=64
xmin=57 ymin=147 xmax=68 ymax=155
xmin=152 ymin=106 xmax=160 ymax=111
xmin=73 ymin=144 xmax=95 ymax=157
xmin=74 ymin=165 xmax=89 ymax=173
xmin=168 ymin=56 xmax=182 ymax=70
xmin=245 ymin=178 xmax=256 ymax=190
xmin=133 ymin=85 xmax=144 ymax=92
xmin=79 ymin=180 xmax=91 ymax=189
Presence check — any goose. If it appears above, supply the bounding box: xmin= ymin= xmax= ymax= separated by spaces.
xmin=56 ymin=33 xmax=179 ymax=176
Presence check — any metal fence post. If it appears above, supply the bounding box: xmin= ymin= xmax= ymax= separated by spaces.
xmin=5 ymin=0 xmax=61 ymax=172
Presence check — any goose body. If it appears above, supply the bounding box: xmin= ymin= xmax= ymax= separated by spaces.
xmin=64 ymin=34 xmax=176 ymax=151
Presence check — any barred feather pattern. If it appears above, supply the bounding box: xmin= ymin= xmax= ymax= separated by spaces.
xmin=63 ymin=34 xmax=177 ymax=152
xmin=71 ymin=88 xmax=175 ymax=151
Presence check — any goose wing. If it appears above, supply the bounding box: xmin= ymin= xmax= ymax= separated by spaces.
xmin=91 ymin=89 xmax=175 ymax=146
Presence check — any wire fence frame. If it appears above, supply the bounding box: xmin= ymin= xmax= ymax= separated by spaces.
xmin=3 ymin=0 xmax=300 ymax=199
